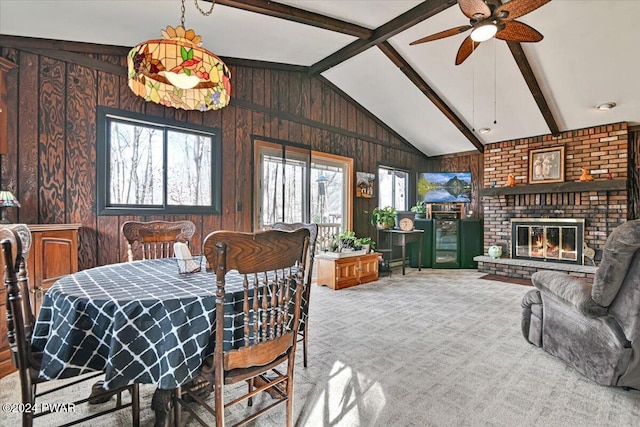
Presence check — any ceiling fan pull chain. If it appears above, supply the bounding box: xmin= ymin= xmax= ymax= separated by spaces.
xmin=472 ymin=41 xmax=475 ymax=132
xmin=180 ymin=0 xmax=186 ymax=27
xmin=494 ymin=37 xmax=497 ymax=125
xmin=194 ymin=0 xmax=216 ymax=16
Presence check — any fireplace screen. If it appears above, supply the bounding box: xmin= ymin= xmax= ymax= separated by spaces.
xmin=511 ymin=219 xmax=584 ymax=264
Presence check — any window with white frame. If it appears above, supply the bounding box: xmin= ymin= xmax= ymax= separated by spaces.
xmin=378 ymin=166 xmax=408 ymax=210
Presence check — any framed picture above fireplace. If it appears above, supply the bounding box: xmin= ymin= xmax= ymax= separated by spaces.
xmin=528 ymin=146 xmax=565 ymax=184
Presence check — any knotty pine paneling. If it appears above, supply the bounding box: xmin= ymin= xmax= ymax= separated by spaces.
xmin=39 ymin=56 xmax=66 ymax=224
xmin=221 ymin=105 xmax=237 ymax=231
xmin=1 ymin=43 xmax=429 ymax=268
xmin=1 ymin=49 xmax=19 ymax=224
xmin=17 ymin=51 xmax=39 ymax=225
xmin=95 ymin=59 xmax=121 ymax=267
xmin=66 ymin=63 xmax=98 ymax=270
xmin=235 ymin=105 xmax=252 ymax=231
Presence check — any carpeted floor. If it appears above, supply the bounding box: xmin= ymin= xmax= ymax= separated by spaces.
xmin=1 ymin=269 xmax=639 ymax=426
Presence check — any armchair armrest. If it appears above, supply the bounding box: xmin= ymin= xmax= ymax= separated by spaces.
xmin=531 ymin=271 xmax=607 ymax=317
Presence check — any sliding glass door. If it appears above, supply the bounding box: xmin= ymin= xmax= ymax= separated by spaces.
xmin=256 ymin=142 xmax=310 ymax=229
xmin=255 ymin=141 xmax=352 ymax=232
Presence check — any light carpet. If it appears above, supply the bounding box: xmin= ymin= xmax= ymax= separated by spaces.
xmin=1 ymin=269 xmax=639 ymax=426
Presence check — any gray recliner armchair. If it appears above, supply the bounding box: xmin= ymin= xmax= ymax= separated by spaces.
xmin=522 ymin=219 xmax=640 ymax=389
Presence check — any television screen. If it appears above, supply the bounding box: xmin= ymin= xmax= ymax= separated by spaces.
xmin=417 ymin=172 xmax=472 ymax=203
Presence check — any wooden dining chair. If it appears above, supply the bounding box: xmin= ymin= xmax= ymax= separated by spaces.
xmin=173 ymin=228 xmax=310 ymax=427
xmin=0 ymin=227 xmax=140 ymax=427
xmin=271 ymin=222 xmax=318 ymax=368
xmin=121 ymin=220 xmax=196 ymax=262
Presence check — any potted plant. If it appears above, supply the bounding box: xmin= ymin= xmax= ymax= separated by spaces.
xmin=410 ymin=201 xmax=428 ymax=219
xmin=355 ymin=236 xmax=375 ymax=253
xmin=337 ymin=230 xmax=358 ymax=252
xmin=371 ymin=206 xmax=396 ymax=229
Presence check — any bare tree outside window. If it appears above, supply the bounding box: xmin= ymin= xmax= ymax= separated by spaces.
xmin=109 ymin=122 xmax=162 ymax=205
xmin=260 ymin=155 xmax=306 ymax=227
xmin=167 ymin=131 xmax=212 ymax=206
xmin=378 ymin=166 xmax=408 ymax=211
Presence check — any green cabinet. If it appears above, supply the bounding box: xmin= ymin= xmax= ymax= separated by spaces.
xmin=409 ymin=219 xmax=433 ymax=268
xmin=408 ymin=218 xmax=483 ymax=269
xmin=460 ymin=219 xmax=483 ymax=268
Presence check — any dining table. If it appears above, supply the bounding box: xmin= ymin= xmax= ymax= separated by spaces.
xmin=30 ymin=257 xmax=265 ymax=426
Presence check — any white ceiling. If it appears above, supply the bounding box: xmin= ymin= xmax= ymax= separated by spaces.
xmin=1 ymin=0 xmax=639 ymax=157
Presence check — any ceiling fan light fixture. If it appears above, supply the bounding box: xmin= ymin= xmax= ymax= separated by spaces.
xmin=479 ymin=127 xmax=491 ymax=134
xmin=470 ymin=22 xmax=498 ymax=42
xmin=596 ymin=102 xmax=617 ymax=111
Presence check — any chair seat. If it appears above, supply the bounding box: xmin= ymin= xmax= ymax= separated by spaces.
xmin=225 ymin=353 xmax=289 ymax=385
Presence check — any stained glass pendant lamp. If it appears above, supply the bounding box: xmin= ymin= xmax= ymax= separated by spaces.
xmin=0 ymin=190 xmax=20 ymax=224
xmin=127 ymin=0 xmax=231 ymax=111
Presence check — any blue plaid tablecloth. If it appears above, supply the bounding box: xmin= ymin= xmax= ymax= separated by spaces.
xmin=31 ymin=258 xmax=252 ymax=390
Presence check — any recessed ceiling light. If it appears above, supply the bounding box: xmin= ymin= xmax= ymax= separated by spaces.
xmin=596 ymin=102 xmax=616 ymax=110
xmin=479 ymin=127 xmax=491 ymax=134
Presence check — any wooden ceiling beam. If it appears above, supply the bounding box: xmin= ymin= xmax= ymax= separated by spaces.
xmin=378 ymin=41 xmax=484 ymax=153
xmin=506 ymin=41 xmax=560 ymax=136
xmin=308 ymin=0 xmax=457 ymax=75
xmin=214 ymin=0 xmax=373 ymax=39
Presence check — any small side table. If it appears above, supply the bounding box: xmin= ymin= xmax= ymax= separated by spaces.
xmin=381 ymin=229 xmax=424 ymax=275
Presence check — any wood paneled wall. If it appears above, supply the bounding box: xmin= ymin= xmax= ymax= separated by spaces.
xmin=0 ymin=40 xmax=429 ymax=270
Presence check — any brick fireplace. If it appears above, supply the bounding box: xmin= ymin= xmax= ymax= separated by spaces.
xmin=478 ymin=122 xmax=629 ymax=280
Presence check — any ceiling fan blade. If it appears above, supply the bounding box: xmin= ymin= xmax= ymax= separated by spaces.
xmin=410 ymin=25 xmax=472 ymax=45
xmin=495 ymin=21 xmax=543 ymax=42
xmin=455 ymin=36 xmax=481 ymax=65
xmin=495 ymin=0 xmax=551 ymax=21
xmin=458 ymin=0 xmax=491 ymax=19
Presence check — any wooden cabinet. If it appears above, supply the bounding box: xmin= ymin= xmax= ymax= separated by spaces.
xmin=316 ymin=252 xmax=379 ymax=290
xmin=0 ymin=224 xmax=80 ymax=379
xmin=26 ymin=224 xmax=80 ymax=314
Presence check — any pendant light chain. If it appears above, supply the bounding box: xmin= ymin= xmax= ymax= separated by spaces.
xmin=194 ymin=0 xmax=216 ymax=16
xmin=181 ymin=0 xmax=216 ymax=27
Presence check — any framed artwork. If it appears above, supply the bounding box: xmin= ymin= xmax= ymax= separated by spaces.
xmin=529 ymin=146 xmax=565 ymax=184
xmin=356 ymin=172 xmax=375 ymax=198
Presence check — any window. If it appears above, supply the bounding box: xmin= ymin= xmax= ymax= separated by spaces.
xmin=97 ymin=107 xmax=221 ymax=215
xmin=310 ymin=154 xmax=351 ymax=228
xmin=257 ymin=143 xmax=310 ymax=227
xmin=378 ymin=166 xmax=408 ymax=210
xmin=254 ymin=140 xmax=353 ymax=232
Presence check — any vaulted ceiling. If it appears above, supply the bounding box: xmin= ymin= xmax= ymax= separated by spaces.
xmin=1 ymin=0 xmax=639 ymax=156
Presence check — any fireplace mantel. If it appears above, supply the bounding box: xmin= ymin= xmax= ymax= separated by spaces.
xmin=479 ymin=179 xmax=626 ymax=197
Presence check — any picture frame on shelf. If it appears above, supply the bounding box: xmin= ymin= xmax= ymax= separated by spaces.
xmin=528 ymin=146 xmax=565 ymax=184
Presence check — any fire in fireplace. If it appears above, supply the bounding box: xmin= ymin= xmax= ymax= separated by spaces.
xmin=511 ymin=218 xmax=585 ymax=265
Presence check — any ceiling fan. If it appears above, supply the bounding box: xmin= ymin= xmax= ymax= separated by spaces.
xmin=410 ymin=0 xmax=550 ymax=65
